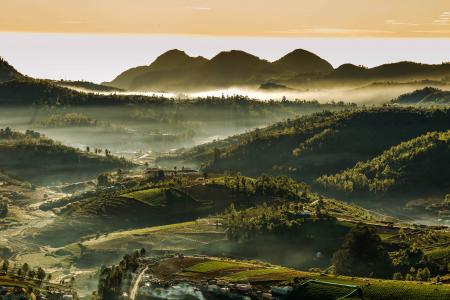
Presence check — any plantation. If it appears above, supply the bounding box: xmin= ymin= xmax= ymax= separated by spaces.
xmin=121 ymin=188 xmax=168 ymax=207
xmin=165 ymin=107 xmax=450 ymax=187
xmin=317 ymin=130 xmax=450 ymax=195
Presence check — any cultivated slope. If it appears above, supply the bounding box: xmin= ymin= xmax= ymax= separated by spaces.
xmin=317 ymin=130 xmax=450 ymax=194
xmin=170 ymin=107 xmax=450 ymax=183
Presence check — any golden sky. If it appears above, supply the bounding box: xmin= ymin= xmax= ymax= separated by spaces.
xmin=1 ymin=0 xmax=449 ymax=37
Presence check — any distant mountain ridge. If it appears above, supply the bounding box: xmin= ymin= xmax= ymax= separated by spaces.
xmin=105 ymin=49 xmax=450 ymax=92
xmin=105 ymin=48 xmax=335 ymax=91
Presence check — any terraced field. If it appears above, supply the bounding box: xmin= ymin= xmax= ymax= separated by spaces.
xmin=148 ymin=256 xmax=450 ymax=300
xmin=121 ymin=188 xmax=168 ymax=206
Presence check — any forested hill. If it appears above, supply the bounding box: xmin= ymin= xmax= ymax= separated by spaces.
xmin=55 ymin=80 xmax=125 ymax=92
xmin=0 ymin=78 xmax=170 ymax=105
xmin=0 ymin=78 xmax=355 ymax=112
xmin=317 ymin=130 xmax=450 ymax=195
xmin=171 ymin=107 xmax=450 ymax=183
xmin=0 ymin=128 xmax=133 ymax=185
xmin=392 ymin=87 xmax=450 ymax=105
xmin=0 ymin=57 xmax=23 ymax=82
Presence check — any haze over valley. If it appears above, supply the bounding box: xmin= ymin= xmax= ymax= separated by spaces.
xmin=1 ymin=1 xmax=450 ymax=299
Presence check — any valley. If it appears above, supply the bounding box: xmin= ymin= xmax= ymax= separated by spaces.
xmin=0 ymin=43 xmax=449 ymax=300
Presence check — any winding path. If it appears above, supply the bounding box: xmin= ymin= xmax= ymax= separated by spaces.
xmin=129 ymin=266 xmax=148 ymax=300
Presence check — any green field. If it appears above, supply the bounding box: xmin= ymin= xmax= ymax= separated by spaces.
xmin=120 ymin=188 xmax=168 ymax=206
xmin=220 ymin=267 xmax=299 ymax=282
xmin=185 ymin=260 xmax=253 ymax=273
xmin=174 ymin=258 xmax=450 ymax=300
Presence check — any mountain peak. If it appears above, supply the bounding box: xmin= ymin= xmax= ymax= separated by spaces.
xmin=212 ymin=50 xmax=264 ymax=62
xmin=273 ymin=48 xmax=333 ymax=74
xmin=149 ymin=49 xmax=207 ymax=71
xmin=209 ymin=50 xmax=270 ymax=69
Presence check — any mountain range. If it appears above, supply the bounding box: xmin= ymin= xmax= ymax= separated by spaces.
xmin=104 ymin=49 xmax=450 ymax=92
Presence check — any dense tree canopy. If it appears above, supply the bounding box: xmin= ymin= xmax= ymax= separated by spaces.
xmin=318 ymin=130 xmax=450 ymax=195
xmin=332 ymin=225 xmax=392 ymax=278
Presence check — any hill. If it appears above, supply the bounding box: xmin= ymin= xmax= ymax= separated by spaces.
xmin=165 ymin=107 xmax=450 ymax=183
xmin=106 ymin=49 xmax=208 ymax=90
xmin=121 ymin=50 xmax=274 ymax=91
xmin=106 ymin=49 xmax=450 ymax=92
xmin=392 ymin=87 xmax=450 ymax=105
xmin=321 ymin=62 xmax=450 ymax=86
xmin=0 ymin=128 xmax=133 ymax=185
xmin=272 ymin=48 xmax=333 ymax=75
xmin=317 ymin=130 xmax=450 ymax=195
xmin=34 ymin=174 xmax=310 ymax=246
xmin=0 ymin=57 xmax=23 ymax=82
xmin=0 ymin=78 xmax=163 ymax=105
xmin=105 ymin=48 xmax=333 ymax=91
xmin=56 ymin=80 xmax=124 ymax=92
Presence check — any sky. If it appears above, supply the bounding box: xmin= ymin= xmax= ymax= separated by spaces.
xmin=1 ymin=0 xmax=450 ymax=37
xmin=0 ymin=1 xmax=449 ymax=82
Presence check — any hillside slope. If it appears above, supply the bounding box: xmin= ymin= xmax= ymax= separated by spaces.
xmin=317 ymin=130 xmax=450 ymax=195
xmin=0 ymin=57 xmax=23 ymax=82
xmin=321 ymin=62 xmax=450 ymax=85
xmin=170 ymin=107 xmax=450 ymax=183
xmin=0 ymin=128 xmax=133 ymax=184
xmin=0 ymin=78 xmax=179 ymax=105
xmin=392 ymin=87 xmax=450 ymax=105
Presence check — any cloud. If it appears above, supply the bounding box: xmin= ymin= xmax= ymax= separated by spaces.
xmin=190 ymin=6 xmax=211 ymax=11
xmin=412 ymin=30 xmax=450 ymax=34
xmin=63 ymin=21 xmax=85 ymax=24
xmin=269 ymin=27 xmax=393 ymax=35
xmin=384 ymin=19 xmax=421 ymax=26
xmin=433 ymin=11 xmax=450 ymax=25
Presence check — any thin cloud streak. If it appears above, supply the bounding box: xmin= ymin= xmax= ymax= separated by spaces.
xmin=433 ymin=11 xmax=450 ymax=25
xmin=385 ymin=19 xmax=422 ymax=26
xmin=270 ymin=27 xmax=394 ymax=36
xmin=190 ymin=7 xmax=211 ymax=11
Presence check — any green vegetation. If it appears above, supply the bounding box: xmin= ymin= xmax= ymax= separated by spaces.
xmin=392 ymin=87 xmax=450 ymax=105
xmin=97 ymin=250 xmax=144 ymax=300
xmin=219 ymin=175 xmax=310 ymax=202
xmin=56 ymin=80 xmax=124 ymax=92
xmin=0 ymin=200 xmax=8 ymax=218
xmin=120 ymin=188 xmax=168 ymax=206
xmin=332 ymin=225 xmax=392 ymax=278
xmin=38 ymin=113 xmax=98 ymax=127
xmin=185 ymin=260 xmax=252 ymax=273
xmin=0 ymin=57 xmax=23 ymax=82
xmin=220 ymin=267 xmax=296 ymax=282
xmin=318 ymin=130 xmax=450 ymax=194
xmin=0 ymin=127 xmax=133 ymax=184
xmin=175 ymin=107 xmax=450 ymax=186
